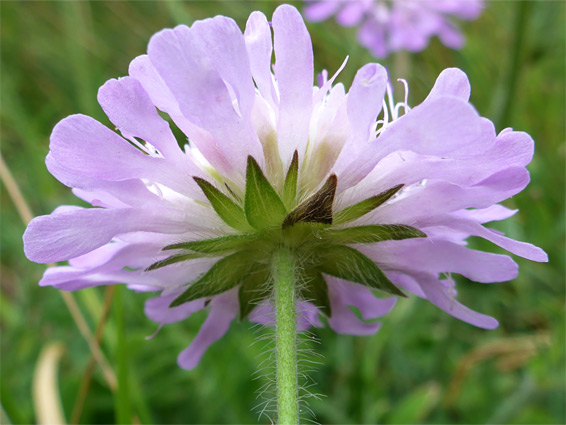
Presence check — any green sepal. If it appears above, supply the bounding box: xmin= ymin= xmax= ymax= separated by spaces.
xmin=164 ymin=234 xmax=257 ymax=254
xmin=282 ymin=150 xmax=299 ymax=209
xmin=334 ymin=184 xmax=404 ymax=225
xmin=238 ymin=268 xmax=271 ymax=321
xmin=170 ymin=251 xmax=256 ymax=307
xmin=315 ymin=245 xmax=406 ymax=297
xmin=145 ymin=253 xmax=204 ymax=272
xmin=298 ymin=268 xmax=331 ymax=317
xmin=321 ymin=224 xmax=426 ymax=245
xmin=282 ymin=174 xmax=337 ymax=229
xmin=194 ymin=177 xmax=250 ymax=232
xmin=244 ymin=156 xmax=287 ymax=230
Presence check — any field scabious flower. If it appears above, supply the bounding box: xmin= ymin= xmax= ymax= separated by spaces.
xmin=304 ymin=0 xmax=484 ymax=58
xmin=24 ymin=4 xmax=546 ymax=372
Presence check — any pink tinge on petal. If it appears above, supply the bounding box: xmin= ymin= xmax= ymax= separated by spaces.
xmin=177 ymin=289 xmax=238 ymax=370
xmin=363 ymin=239 xmax=518 ymax=283
xmin=145 ymin=293 xmax=206 ymax=324
xmin=408 ymin=272 xmax=498 ymax=329
xmin=272 ymin=4 xmax=314 ymax=167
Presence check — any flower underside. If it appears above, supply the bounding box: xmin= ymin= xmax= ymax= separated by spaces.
xmin=147 ymin=152 xmax=425 ymax=319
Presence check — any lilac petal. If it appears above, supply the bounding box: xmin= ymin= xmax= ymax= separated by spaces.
xmin=272 ymin=4 xmax=314 ymax=166
xmin=374 ymin=168 xmax=530 ymax=223
xmin=364 ymin=239 xmax=518 ymax=283
xmin=336 ymin=96 xmax=483 ymax=190
xmin=327 ymin=278 xmax=397 ymax=320
xmin=336 ymin=2 xmax=366 ymax=27
xmin=129 ymin=55 xmax=233 ymax=174
xmin=49 ymin=115 xmax=197 ymax=196
xmin=412 ymin=272 xmax=499 ymax=329
xmin=425 ymin=68 xmax=471 ymax=101
xmin=23 ymin=206 xmax=191 ymax=263
xmin=177 ymin=289 xmax=238 ymax=370
xmin=129 ymin=54 xmax=181 ymax=115
xmin=346 ymin=63 xmax=387 ymax=146
xmin=334 ymin=63 xmax=387 ymax=169
xmin=145 ymin=293 xmax=206 ymax=324
xmin=190 ymin=16 xmax=256 ymax=118
xmin=303 ymin=0 xmax=341 ymax=22
xmin=50 ymin=114 xmax=154 ymax=180
xmin=244 ymin=11 xmax=277 ymax=107
xmin=421 ymin=216 xmax=548 ymax=262
xmin=147 ymin=26 xmax=262 ymax=172
xmin=97 ymin=77 xmax=182 ymax=158
xmin=453 ymin=205 xmax=517 ymax=223
xmin=327 ymin=286 xmax=383 ymax=336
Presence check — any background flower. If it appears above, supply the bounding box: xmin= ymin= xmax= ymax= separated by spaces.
xmin=304 ymin=0 xmax=483 ymax=57
xmin=2 ymin=1 xmax=563 ymax=424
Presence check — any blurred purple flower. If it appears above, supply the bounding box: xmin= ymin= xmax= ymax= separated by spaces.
xmin=24 ymin=4 xmax=545 ymax=370
xmin=304 ymin=0 xmax=484 ymax=57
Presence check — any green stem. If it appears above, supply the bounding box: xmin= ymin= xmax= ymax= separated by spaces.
xmin=273 ymin=247 xmax=298 ymax=425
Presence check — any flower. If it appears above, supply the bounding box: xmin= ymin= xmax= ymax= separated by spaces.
xmin=304 ymin=0 xmax=484 ymax=58
xmin=23 ymin=4 xmax=546 ymax=370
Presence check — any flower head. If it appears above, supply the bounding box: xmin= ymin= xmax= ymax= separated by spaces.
xmin=24 ymin=4 xmax=546 ymax=370
xmin=304 ymin=0 xmax=484 ymax=57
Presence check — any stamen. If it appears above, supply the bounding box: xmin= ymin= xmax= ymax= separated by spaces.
xmin=376 ymin=78 xmax=411 ymax=136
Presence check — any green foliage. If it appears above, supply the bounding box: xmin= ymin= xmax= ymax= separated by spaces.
xmin=244 ymin=156 xmax=287 ymax=230
xmin=282 ymin=150 xmax=299 ymax=209
xmin=298 ymin=268 xmax=331 ymax=317
xmin=171 ymin=251 xmax=259 ymax=307
xmin=315 ymin=244 xmax=406 ymax=297
xmin=321 ymin=224 xmax=426 ymax=244
xmin=1 ymin=1 xmax=564 ymax=424
xmin=334 ymin=184 xmax=404 ymax=225
xmin=194 ymin=177 xmax=251 ymax=232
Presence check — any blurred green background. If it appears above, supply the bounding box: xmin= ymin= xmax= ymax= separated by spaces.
xmin=1 ymin=1 xmax=564 ymax=424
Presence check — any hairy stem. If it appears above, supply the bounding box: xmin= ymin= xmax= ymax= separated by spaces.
xmin=273 ymin=247 xmax=298 ymax=425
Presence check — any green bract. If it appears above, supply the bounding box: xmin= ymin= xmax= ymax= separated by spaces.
xmin=154 ymin=155 xmax=424 ymax=315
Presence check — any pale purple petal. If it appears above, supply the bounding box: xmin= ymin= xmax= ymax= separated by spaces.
xmin=408 ymin=272 xmax=498 ymax=329
xmin=420 ymin=215 xmax=548 ymax=262
xmin=245 ymin=11 xmax=277 ymax=107
xmin=425 ymin=67 xmax=471 ymax=101
xmin=97 ymin=77 xmax=185 ymax=159
xmin=363 ymin=239 xmax=519 ymax=283
xmin=145 ymin=294 xmax=206 ymax=324
xmin=327 ymin=278 xmax=397 ymax=319
xmin=190 ymin=16 xmax=256 ymax=118
xmin=147 ymin=25 xmax=262 ymax=172
xmin=23 ymin=206 xmax=194 ymax=263
xmin=177 ymin=289 xmax=238 ymax=370
xmin=303 ymin=0 xmax=341 ymax=22
xmin=272 ymin=4 xmax=314 ymax=166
